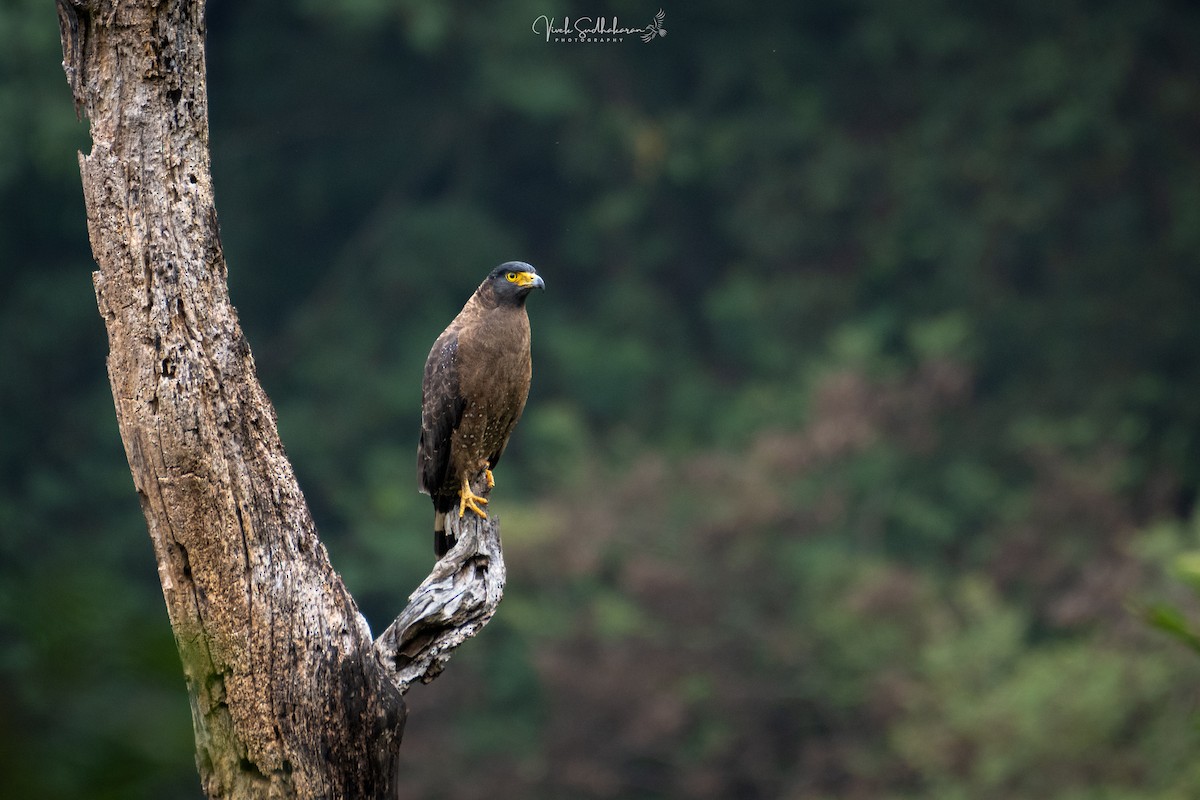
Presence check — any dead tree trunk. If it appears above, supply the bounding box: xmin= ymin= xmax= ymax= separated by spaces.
xmin=56 ymin=2 xmax=504 ymax=797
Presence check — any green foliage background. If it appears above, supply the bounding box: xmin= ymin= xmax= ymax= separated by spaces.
xmin=3 ymin=0 xmax=1200 ymax=797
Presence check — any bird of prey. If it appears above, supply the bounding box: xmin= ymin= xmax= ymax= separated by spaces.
xmin=418 ymin=262 xmax=544 ymax=557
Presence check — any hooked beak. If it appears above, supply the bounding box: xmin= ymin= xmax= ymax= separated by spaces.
xmin=516 ymin=271 xmax=545 ymax=290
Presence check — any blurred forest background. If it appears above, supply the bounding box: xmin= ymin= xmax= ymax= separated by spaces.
xmin=3 ymin=0 xmax=1200 ymax=797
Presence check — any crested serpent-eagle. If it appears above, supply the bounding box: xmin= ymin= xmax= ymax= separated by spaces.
xmin=418 ymin=262 xmax=545 ymax=557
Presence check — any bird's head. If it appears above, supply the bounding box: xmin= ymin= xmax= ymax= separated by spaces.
xmin=481 ymin=261 xmax=545 ymax=307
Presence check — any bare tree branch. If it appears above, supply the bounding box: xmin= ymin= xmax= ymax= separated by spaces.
xmin=375 ymin=483 xmax=508 ymax=692
xmin=57 ymin=1 xmax=503 ymax=796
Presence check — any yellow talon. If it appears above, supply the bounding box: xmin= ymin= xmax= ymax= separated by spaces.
xmin=458 ymin=476 xmax=489 ymax=519
xmin=485 ymin=469 xmax=495 ymax=489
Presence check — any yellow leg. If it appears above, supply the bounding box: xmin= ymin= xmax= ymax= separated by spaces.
xmin=485 ymin=469 xmax=495 ymax=489
xmin=458 ymin=475 xmax=489 ymax=519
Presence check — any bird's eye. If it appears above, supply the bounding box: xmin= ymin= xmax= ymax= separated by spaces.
xmin=506 ymin=272 xmax=518 ymax=282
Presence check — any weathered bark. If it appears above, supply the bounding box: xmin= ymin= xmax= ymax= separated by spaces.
xmin=56 ymin=1 xmax=505 ymax=797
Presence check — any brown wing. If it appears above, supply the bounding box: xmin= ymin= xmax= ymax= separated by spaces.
xmin=418 ymin=331 xmax=465 ymax=503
